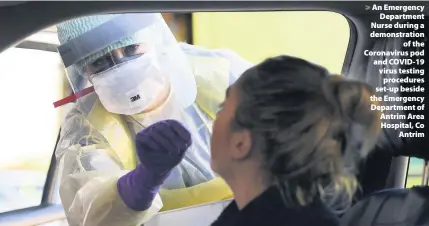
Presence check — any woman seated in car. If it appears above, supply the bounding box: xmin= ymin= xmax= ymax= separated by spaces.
xmin=209 ymin=55 xmax=382 ymax=226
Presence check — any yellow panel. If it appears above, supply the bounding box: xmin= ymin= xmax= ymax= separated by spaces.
xmin=192 ymin=11 xmax=350 ymax=75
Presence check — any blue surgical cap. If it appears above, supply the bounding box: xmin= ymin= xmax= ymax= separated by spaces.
xmin=57 ymin=14 xmax=147 ymax=75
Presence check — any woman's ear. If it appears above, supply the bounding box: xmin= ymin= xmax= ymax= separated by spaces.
xmin=231 ymin=130 xmax=252 ymax=160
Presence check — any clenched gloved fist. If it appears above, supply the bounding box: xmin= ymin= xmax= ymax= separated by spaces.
xmin=117 ymin=120 xmax=192 ymax=211
xmin=136 ymin=119 xmax=192 ymax=177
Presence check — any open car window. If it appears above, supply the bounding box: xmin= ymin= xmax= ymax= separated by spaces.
xmin=0 ymin=11 xmax=351 ymax=226
xmin=0 ymin=46 xmax=69 ymax=213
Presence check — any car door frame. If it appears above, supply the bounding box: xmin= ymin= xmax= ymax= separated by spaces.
xmin=0 ymin=39 xmax=67 ymax=226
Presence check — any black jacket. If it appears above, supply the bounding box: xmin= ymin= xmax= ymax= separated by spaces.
xmin=211 ymin=187 xmax=339 ymax=226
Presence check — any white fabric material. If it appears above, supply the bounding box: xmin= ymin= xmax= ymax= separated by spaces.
xmin=57 ymin=137 xmax=163 ymax=226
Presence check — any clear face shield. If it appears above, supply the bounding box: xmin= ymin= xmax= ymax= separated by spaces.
xmin=54 ymin=13 xmax=215 ymax=191
xmin=54 ymin=13 xmax=197 ymax=115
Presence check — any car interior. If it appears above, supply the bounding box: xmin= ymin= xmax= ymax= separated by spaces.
xmin=0 ymin=1 xmax=428 ymax=226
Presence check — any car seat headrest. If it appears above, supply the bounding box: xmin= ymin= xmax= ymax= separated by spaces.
xmin=397 ymin=137 xmax=428 ymax=160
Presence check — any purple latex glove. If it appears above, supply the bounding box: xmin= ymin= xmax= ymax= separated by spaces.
xmin=117 ymin=120 xmax=192 ymax=211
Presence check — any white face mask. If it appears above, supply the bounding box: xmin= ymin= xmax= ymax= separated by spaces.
xmin=91 ymin=52 xmax=167 ymax=115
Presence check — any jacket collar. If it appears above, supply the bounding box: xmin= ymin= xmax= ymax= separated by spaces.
xmin=211 ymin=186 xmax=339 ymax=226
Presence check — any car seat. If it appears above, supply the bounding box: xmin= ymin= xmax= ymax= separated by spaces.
xmin=340 ymin=137 xmax=429 ymax=225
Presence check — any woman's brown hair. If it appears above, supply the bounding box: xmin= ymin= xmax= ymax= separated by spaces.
xmin=231 ymin=55 xmax=382 ymax=213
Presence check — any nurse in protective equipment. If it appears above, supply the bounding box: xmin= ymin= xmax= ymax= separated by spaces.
xmin=54 ymin=13 xmax=253 ymax=226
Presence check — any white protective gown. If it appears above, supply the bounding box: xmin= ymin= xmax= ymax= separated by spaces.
xmin=55 ymin=43 xmax=253 ymax=226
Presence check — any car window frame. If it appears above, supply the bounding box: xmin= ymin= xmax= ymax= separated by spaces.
xmin=406 ymin=157 xmax=429 ymax=187
xmin=0 ymin=10 xmax=358 ymax=225
xmin=0 ymin=41 xmax=66 ymax=225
